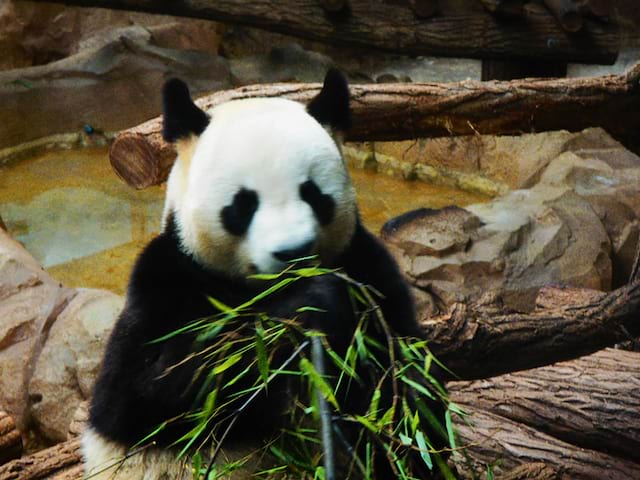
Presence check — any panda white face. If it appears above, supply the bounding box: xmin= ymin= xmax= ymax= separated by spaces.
xmin=162 ymin=73 xmax=357 ymax=277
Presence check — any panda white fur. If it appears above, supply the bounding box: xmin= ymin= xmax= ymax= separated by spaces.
xmin=83 ymin=70 xmax=444 ymax=479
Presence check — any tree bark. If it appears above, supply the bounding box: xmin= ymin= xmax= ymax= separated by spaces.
xmin=422 ymin=283 xmax=640 ymax=380
xmin=0 ymin=439 xmax=82 ymax=480
xmin=479 ymin=0 xmax=526 ymax=17
xmin=497 ymin=463 xmax=561 ymax=480
xmin=453 ymin=406 xmax=640 ymax=479
xmin=28 ymin=0 xmax=618 ymax=63
xmin=408 ymin=0 xmax=439 ymax=18
xmin=448 ymin=348 xmax=640 ymax=462
xmin=0 ymin=412 xmax=21 ymax=466
xmin=543 ymin=0 xmax=584 ymax=32
xmin=110 ymin=63 xmax=640 ymax=189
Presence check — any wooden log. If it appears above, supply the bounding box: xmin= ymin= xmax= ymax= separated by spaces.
xmin=408 ymin=0 xmax=439 ymax=18
xmin=423 ymin=282 xmax=640 ymax=380
xmin=453 ymin=406 xmax=640 ymax=479
xmin=497 ymin=463 xmax=560 ymax=480
xmin=28 ymin=0 xmax=618 ymax=63
xmin=479 ymin=0 xmax=526 ymax=17
xmin=109 ymin=63 xmax=640 ymax=189
xmin=0 ymin=439 xmax=82 ymax=480
xmin=576 ymin=0 xmax=611 ymax=18
xmin=318 ymin=0 xmax=347 ymax=13
xmin=0 ymin=412 xmax=21 ymax=466
xmin=543 ymin=0 xmax=584 ymax=32
xmin=449 ymin=348 xmax=640 ymax=462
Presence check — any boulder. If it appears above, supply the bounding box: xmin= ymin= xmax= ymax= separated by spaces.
xmin=0 ymin=229 xmax=74 ymax=432
xmin=29 ymin=289 xmax=123 ymax=442
xmin=383 ymin=128 xmax=640 ymax=313
xmin=0 ymin=0 xmax=222 ymax=70
xmin=537 ymin=129 xmax=640 ymax=287
xmin=0 ymin=24 xmax=230 ymax=150
xmin=384 ymin=188 xmax=611 ymax=313
xmin=0 ymin=228 xmax=123 ymax=442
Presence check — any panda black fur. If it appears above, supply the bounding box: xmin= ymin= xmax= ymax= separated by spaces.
xmin=83 ymin=70 xmax=445 ymax=479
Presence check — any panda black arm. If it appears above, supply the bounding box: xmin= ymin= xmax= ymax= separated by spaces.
xmin=89 ymin=231 xmax=223 ymax=446
xmin=339 ymin=222 xmax=422 ymax=338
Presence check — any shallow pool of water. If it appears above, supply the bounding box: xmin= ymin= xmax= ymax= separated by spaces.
xmin=0 ymin=147 xmax=487 ymax=293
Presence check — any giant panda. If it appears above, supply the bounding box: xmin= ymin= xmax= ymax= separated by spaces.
xmin=83 ymin=70 xmax=446 ymax=479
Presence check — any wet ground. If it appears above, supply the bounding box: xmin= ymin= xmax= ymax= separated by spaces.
xmin=0 ymin=147 xmax=487 ymax=293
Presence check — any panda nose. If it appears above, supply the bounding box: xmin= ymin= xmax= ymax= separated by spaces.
xmin=272 ymin=240 xmax=315 ymax=263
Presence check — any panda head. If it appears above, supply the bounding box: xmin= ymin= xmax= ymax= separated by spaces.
xmin=162 ymin=70 xmax=357 ymax=278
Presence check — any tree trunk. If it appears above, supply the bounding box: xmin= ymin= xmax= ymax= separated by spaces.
xmin=0 ymin=439 xmax=82 ymax=480
xmin=28 ymin=0 xmax=618 ymax=63
xmin=422 ymin=283 xmax=640 ymax=380
xmin=479 ymin=0 xmax=526 ymax=17
xmin=0 ymin=412 xmax=21 ymax=466
xmin=453 ymin=407 xmax=640 ymax=479
xmin=110 ymin=64 xmax=640 ymax=189
xmin=449 ymin=348 xmax=640 ymax=462
xmin=497 ymin=463 xmax=561 ymax=480
xmin=543 ymin=0 xmax=584 ymax=32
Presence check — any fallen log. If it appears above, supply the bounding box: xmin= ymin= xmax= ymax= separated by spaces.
xmin=422 ymin=283 xmax=640 ymax=380
xmin=576 ymin=0 xmax=611 ymax=18
xmin=28 ymin=0 xmax=617 ymax=63
xmin=497 ymin=463 xmax=561 ymax=480
xmin=448 ymin=348 xmax=640 ymax=462
xmin=543 ymin=0 xmax=584 ymax=32
xmin=408 ymin=0 xmax=439 ymax=18
xmin=0 ymin=438 xmax=82 ymax=480
xmin=0 ymin=412 xmax=21 ymax=466
xmin=453 ymin=407 xmax=640 ymax=479
xmin=479 ymin=0 xmax=526 ymax=17
xmin=110 ymin=64 xmax=640 ymax=189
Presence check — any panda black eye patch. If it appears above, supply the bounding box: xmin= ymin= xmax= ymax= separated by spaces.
xmin=300 ymin=180 xmax=335 ymax=225
xmin=221 ymin=188 xmax=259 ymax=236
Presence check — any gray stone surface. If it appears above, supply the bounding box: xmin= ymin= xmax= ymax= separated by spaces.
xmin=0 ymin=228 xmax=75 ymax=432
xmin=29 ymin=288 xmax=123 ymax=442
xmin=384 ymin=128 xmax=639 ymax=313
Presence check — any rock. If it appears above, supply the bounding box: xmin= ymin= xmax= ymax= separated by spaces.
xmin=66 ymin=401 xmax=88 ymax=440
xmin=229 ymin=43 xmax=334 ymax=85
xmin=0 ymin=229 xmax=75 ymax=432
xmin=386 ymin=185 xmax=611 ymax=312
xmin=0 ymin=0 xmax=222 ymax=70
xmin=382 ymin=207 xmax=482 ymax=259
xmin=0 ymin=25 xmax=231 ymax=150
xmin=371 ymin=130 xmax=576 ymax=194
xmin=29 ymin=289 xmax=123 ymax=442
xmin=382 ymin=128 xmax=640 ymax=312
xmin=538 ymin=131 xmax=640 ymax=286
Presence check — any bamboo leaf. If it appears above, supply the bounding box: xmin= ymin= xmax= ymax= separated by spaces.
xmin=415 ymin=430 xmax=433 ymax=470
xmin=296 ymin=306 xmax=328 ymax=313
xmin=445 ymin=409 xmax=457 ymax=449
xmin=299 ymin=358 xmax=339 ymax=411
xmin=399 ymin=432 xmax=412 ymax=446
xmin=212 ymin=352 xmax=243 ymax=375
xmin=207 ymin=296 xmax=234 ymax=313
xmin=400 ymin=376 xmax=435 ymax=400
xmin=255 ymin=324 xmax=269 ymax=386
xmin=354 ymin=414 xmax=379 ymax=433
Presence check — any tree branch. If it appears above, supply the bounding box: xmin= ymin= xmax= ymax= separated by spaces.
xmin=422 ymin=282 xmax=640 ymax=380
xmin=27 ymin=0 xmax=617 ymax=62
xmin=448 ymin=348 xmax=640 ymax=462
xmin=110 ymin=64 xmax=640 ymax=188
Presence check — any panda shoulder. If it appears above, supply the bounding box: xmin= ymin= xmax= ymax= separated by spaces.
xmin=126 ymin=228 xmax=194 ymax=300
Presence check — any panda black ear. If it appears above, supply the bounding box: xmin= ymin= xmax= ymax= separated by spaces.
xmin=307 ymin=68 xmax=351 ymax=132
xmin=162 ymin=78 xmax=210 ymax=143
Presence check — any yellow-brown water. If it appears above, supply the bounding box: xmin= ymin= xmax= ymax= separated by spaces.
xmin=0 ymin=147 xmax=488 ymax=294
